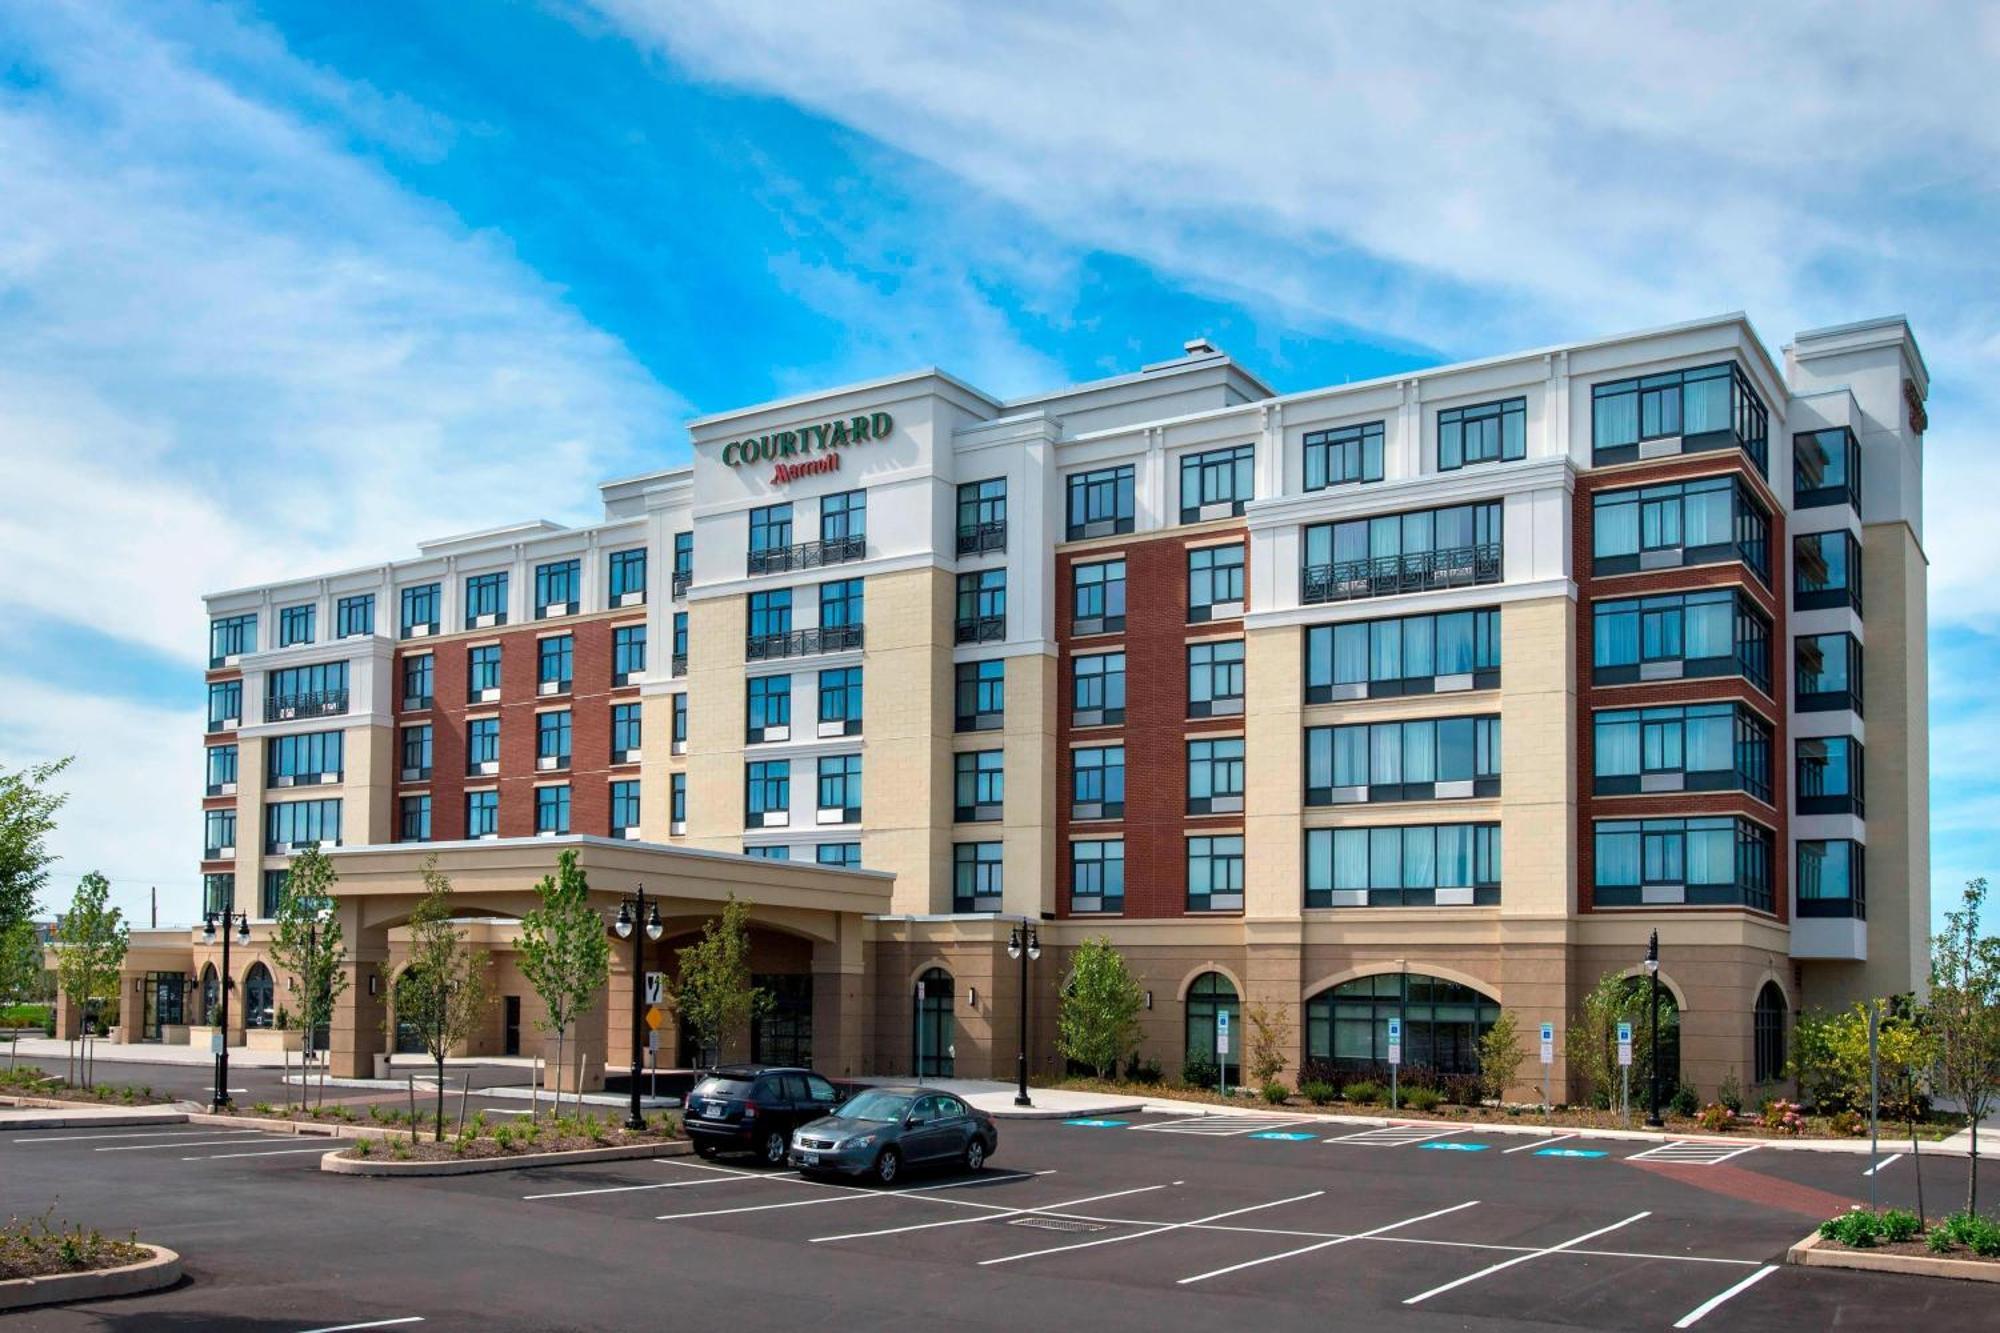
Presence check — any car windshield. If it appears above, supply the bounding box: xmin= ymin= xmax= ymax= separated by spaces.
xmin=693 ymin=1078 xmax=754 ymax=1099
xmin=835 ymin=1090 xmax=913 ymax=1123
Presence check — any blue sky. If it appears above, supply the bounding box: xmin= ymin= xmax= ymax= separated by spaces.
xmin=0 ymin=1 xmax=1995 ymax=934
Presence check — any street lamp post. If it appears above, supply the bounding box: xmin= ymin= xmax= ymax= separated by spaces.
xmin=1643 ymin=929 xmax=1664 ymax=1128
xmin=202 ymin=908 xmax=251 ymax=1112
xmin=1006 ymin=921 xmax=1041 ymax=1108
xmin=611 ymin=884 xmax=664 ymax=1132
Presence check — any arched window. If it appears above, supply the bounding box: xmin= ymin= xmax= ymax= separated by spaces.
xmin=199 ymin=964 xmax=219 ymax=1026
xmin=1753 ymin=982 xmax=1787 ymax=1085
xmin=915 ymin=968 xmax=955 ymax=1077
xmin=243 ymin=963 xmax=275 ymax=1030
xmin=1305 ymin=973 xmax=1500 ymax=1075
xmin=1184 ymin=972 xmax=1240 ymax=1085
xmin=394 ymin=967 xmax=427 ymax=1054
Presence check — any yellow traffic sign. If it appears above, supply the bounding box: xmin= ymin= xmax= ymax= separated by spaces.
xmin=644 ymin=1006 xmax=664 ymax=1031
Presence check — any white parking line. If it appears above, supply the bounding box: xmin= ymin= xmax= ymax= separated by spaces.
xmin=1627 ymin=1141 xmax=1761 ymax=1165
xmin=656 ymin=1170 xmax=1049 ymax=1221
xmin=1672 ymin=1264 xmax=1778 ymax=1327
xmin=525 ymin=1173 xmax=795 ymax=1202
xmin=298 ymin=1319 xmax=425 ymax=1333
xmin=12 ymin=1129 xmax=262 ymax=1144
xmin=1862 ymin=1153 xmax=1903 ymax=1176
xmin=1179 ymin=1199 xmax=1480 ymax=1285
xmin=810 ymin=1184 xmax=1167 ymax=1243
xmin=182 ymin=1147 xmax=336 ymax=1160
xmin=96 ymin=1136 xmax=290 ymax=1152
xmin=1402 ymin=1211 xmax=1651 ymax=1305
xmin=1328 ymin=1125 xmax=1466 ymax=1147
xmin=979 ymin=1189 xmax=1325 ymax=1267
xmin=1130 ymin=1114 xmax=1315 ymax=1137
xmin=1503 ymin=1133 xmax=1575 ymax=1154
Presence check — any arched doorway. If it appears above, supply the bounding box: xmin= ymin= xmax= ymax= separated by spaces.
xmin=1184 ymin=972 xmax=1240 ymax=1086
xmin=198 ymin=964 xmax=219 ymax=1026
xmin=1303 ymin=972 xmax=1500 ymax=1075
xmin=914 ymin=968 xmax=954 ymax=1077
xmin=393 ymin=967 xmax=427 ymax=1054
xmin=1753 ymin=982 xmax=1787 ymax=1085
xmin=243 ymin=963 xmax=276 ymax=1030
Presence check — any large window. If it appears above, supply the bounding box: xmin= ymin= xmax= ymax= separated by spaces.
xmin=279 ymin=603 xmax=316 ymax=648
xmin=466 ymin=789 xmax=499 ymax=839
xmin=1179 ymin=443 xmax=1254 ymax=521
xmin=534 ymin=559 xmax=579 ymax=617
xmin=266 ymin=662 xmax=349 ymax=720
xmin=612 ymin=702 xmax=642 ymax=762
xmin=820 ymin=577 xmax=864 ymax=634
xmin=538 ymin=634 xmax=573 ymax=692
xmin=1797 ymin=839 xmax=1865 ymax=919
xmin=1069 ymin=839 xmax=1124 ymax=914
xmin=611 ymin=781 xmax=641 ymax=837
xmin=1306 ymin=608 xmax=1499 ymax=702
xmin=1592 ymin=475 xmax=1769 ymax=582
xmin=672 ymin=692 xmax=687 ymax=750
xmin=1184 ymin=972 xmax=1239 ymax=1083
xmin=1437 ymin=397 xmax=1525 ymax=470
xmin=748 ymin=588 xmax=793 ymax=641
xmin=1794 ymin=427 xmax=1861 ymax=510
xmin=1072 ymin=559 xmax=1126 ymax=635
xmin=671 ymin=613 xmax=687 ymax=675
xmin=1303 ymin=501 xmax=1502 ymax=604
xmin=1591 ymin=361 xmax=1769 ymax=473
xmin=336 ymin=594 xmax=374 ymax=639
xmin=820 ymin=489 xmax=867 ymax=544
xmin=1754 ymin=983 xmax=1788 ymax=1085
xmin=749 ymin=503 xmax=794 ymax=557
xmin=955 ymin=570 xmax=1006 ymax=643
xmin=203 ymin=874 xmax=234 ymax=917
xmin=1073 ymin=652 xmax=1126 ymax=726
xmin=267 ymin=731 xmax=343 ymax=786
xmin=956 ymin=478 xmax=1007 ymax=553
xmin=816 ymin=754 xmax=861 ymax=822
xmin=953 ymin=842 xmax=1003 ymax=912
xmin=1304 ymin=421 xmax=1384 ymax=490
xmin=1305 ymin=824 xmax=1501 ymax=908
xmin=1187 ymin=640 xmax=1245 ymax=717
xmin=203 ymin=808 xmax=236 ymax=858
xmin=467 ymin=717 xmax=500 ymax=770
xmin=615 ymin=624 xmax=647 ymax=684
xmin=819 ymin=666 xmax=862 ymax=736
xmin=747 ymin=674 xmax=792 ymax=743
xmin=209 ymin=613 xmax=257 ymax=666
xmin=1305 ymin=716 xmax=1500 ymax=804
xmin=1591 ymin=589 xmax=1771 ymax=692
xmin=1186 ymin=836 xmax=1245 ymax=912
xmin=1066 ymin=464 xmax=1135 ymax=540
xmin=535 ymin=784 xmax=570 ymax=836
xmin=536 ymin=710 xmax=571 ymax=769
xmin=207 ymin=679 xmax=242 ymax=732
xmin=402 ymin=653 xmax=433 ymax=709
xmin=745 ymin=845 xmax=790 ymax=862
xmin=1593 ymin=817 xmax=1773 ymax=911
xmin=1072 ymin=745 xmax=1125 ymax=819
xmin=399 ymin=795 xmax=431 ymax=843
xmin=464 ymin=570 xmax=508 ymax=627
xmin=1794 ymin=531 xmax=1861 ymax=612
xmin=1188 ymin=543 xmax=1245 ymax=623
xmin=1593 ymin=703 xmax=1772 ymax=801
xmin=1187 ymin=738 xmax=1245 ymax=814
xmin=954 ymin=751 xmax=1004 ymax=823
xmin=401 ymin=724 xmax=432 ymax=779
xmin=266 ymin=798 xmax=340 ymax=852
xmin=400 ymin=583 xmax=440 ymax=638
xmin=817 ymin=843 xmax=860 ymax=870
xmin=1304 ymin=973 xmax=1500 ymax=1075
xmin=1797 ymin=736 xmax=1863 ymax=816
xmin=956 ymin=660 xmax=1005 ymax=732
xmin=746 ymin=759 xmax=790 ymax=826
xmin=205 ymin=744 xmax=238 ymax=795
xmin=608 ymin=547 xmax=647 ymax=604
xmin=244 ymin=963 xmax=276 ymax=1029
xmin=468 ymin=644 xmax=502 ymax=698
xmin=672 ymin=531 xmax=694 ymax=597
xmin=1795 ymin=633 xmax=1863 ymax=714
xmin=670 ymin=772 xmax=687 ymax=830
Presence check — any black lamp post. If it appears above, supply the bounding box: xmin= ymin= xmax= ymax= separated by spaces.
xmin=611 ymin=885 xmax=664 ymax=1131
xmin=1643 ymin=929 xmax=1664 ymax=1128
xmin=1006 ymin=920 xmax=1040 ymax=1108
xmin=202 ymin=909 xmax=251 ymax=1112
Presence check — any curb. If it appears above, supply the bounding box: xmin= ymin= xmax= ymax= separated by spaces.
xmin=0 ymin=1244 xmax=182 ymax=1313
xmin=323 ymin=1138 xmax=692 ymax=1176
xmin=992 ymin=1102 xmax=1148 ymax=1121
xmin=1787 ymin=1229 xmax=2000 ymax=1282
xmin=0 ymin=1095 xmax=186 ymax=1129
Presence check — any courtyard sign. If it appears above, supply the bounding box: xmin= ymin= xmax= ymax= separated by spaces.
xmin=720 ymin=410 xmax=894 ymax=486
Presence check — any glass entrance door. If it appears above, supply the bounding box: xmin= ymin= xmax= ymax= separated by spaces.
xmin=143 ymin=972 xmax=186 ymax=1041
xmin=914 ymin=968 xmax=954 ymax=1077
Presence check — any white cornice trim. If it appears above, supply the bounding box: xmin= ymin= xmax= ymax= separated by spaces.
xmin=1246 ymin=455 xmax=1574 ymax=531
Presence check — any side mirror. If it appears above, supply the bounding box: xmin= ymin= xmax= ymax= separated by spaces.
xmin=906 ymin=1115 xmax=927 ymax=1128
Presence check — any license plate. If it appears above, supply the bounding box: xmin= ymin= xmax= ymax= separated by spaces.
xmin=706 ymin=1102 xmax=726 ymax=1117
xmin=800 ymin=1152 xmax=819 ymax=1167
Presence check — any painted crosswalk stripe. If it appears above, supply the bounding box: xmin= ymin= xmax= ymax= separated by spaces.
xmin=1328 ymin=1125 xmax=1465 ymax=1147
xmin=1503 ymin=1133 xmax=1575 ymax=1154
xmin=1627 ymin=1141 xmax=1761 ymax=1165
xmin=1862 ymin=1154 xmax=1903 ymax=1176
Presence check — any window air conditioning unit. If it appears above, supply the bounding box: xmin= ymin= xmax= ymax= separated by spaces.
xmin=476 ymin=760 xmax=499 ymax=776
xmin=670 ymin=820 xmax=687 ymax=837
xmin=474 ymin=613 xmax=499 ymax=628
xmin=621 ymin=827 xmax=643 ymax=840
xmin=615 ymin=591 xmax=644 ymax=607
xmin=478 ymin=687 xmax=502 ymax=703
xmin=536 ymin=755 xmax=560 ymax=772
xmin=764 ymin=725 xmax=790 ymax=743
xmin=272 ymin=774 xmax=295 ymax=788
xmin=409 ymin=624 xmax=432 ymax=638
xmin=538 ymin=680 xmax=563 ymax=696
xmin=758 ymin=811 xmax=788 ymax=828
xmin=546 ymin=602 xmax=574 ymax=617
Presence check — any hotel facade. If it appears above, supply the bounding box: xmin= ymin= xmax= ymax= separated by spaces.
xmin=100 ymin=312 xmax=1928 ymax=1098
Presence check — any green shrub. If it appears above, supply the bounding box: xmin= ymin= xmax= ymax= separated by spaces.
xmin=1301 ymin=1080 xmax=1337 ymax=1106
xmin=353 ymin=1139 xmax=372 ymax=1158
xmin=1819 ymin=1210 xmax=1886 ymax=1248
xmin=251 ymin=1101 xmax=273 ymax=1115
xmin=1342 ymin=1080 xmax=1383 ymax=1105
xmin=1668 ymin=1084 xmax=1700 ymax=1117
xmin=1404 ymin=1086 xmax=1443 ymax=1113
xmin=1697 ymin=1103 xmax=1734 ymax=1132
xmin=1716 ymin=1074 xmax=1744 ymax=1114
xmin=1880 ymin=1210 xmax=1921 ymax=1244
xmin=1181 ymin=1056 xmax=1219 ymax=1090
xmin=1260 ymin=1081 xmax=1289 ymax=1105
xmin=1829 ymin=1109 xmax=1866 ymax=1137
xmin=1935 ymin=1211 xmax=2000 ymax=1257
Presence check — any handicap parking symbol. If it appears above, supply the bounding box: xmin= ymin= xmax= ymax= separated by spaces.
xmin=1534 ymin=1147 xmax=1608 ymax=1159
xmin=1420 ymin=1141 xmax=1489 ymax=1152
xmin=1249 ymin=1131 xmax=1319 ymax=1141
xmin=1063 ymin=1118 xmax=1129 ymax=1128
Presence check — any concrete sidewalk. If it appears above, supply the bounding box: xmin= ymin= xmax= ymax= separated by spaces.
xmin=3 ymin=1037 xmax=542 ymax=1073
xmin=0 ymin=1105 xmax=187 ymax=1130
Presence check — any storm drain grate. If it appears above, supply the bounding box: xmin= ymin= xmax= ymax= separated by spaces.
xmin=1008 ymin=1216 xmax=1107 ymax=1234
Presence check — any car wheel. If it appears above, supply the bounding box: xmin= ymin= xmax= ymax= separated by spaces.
xmin=873 ymin=1146 xmax=901 ymax=1185
xmin=693 ymin=1140 xmax=717 ymax=1159
xmin=763 ymin=1129 xmax=788 ymax=1166
xmin=963 ymin=1137 xmax=985 ymax=1173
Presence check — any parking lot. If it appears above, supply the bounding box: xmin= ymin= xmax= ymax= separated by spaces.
xmin=1 ymin=1107 xmax=1988 ymax=1331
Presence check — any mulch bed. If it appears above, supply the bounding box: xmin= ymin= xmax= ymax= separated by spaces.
xmin=0 ymin=1227 xmax=149 ymax=1282
xmin=343 ymin=1127 xmax=680 ymax=1162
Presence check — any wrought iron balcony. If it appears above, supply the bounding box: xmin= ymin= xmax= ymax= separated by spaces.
xmin=956 ymin=521 xmax=1007 ymax=556
xmin=954 ymin=615 xmax=1006 ymax=645
xmin=1301 ymin=543 xmax=1501 ymax=606
xmin=264 ymin=689 xmax=349 ymax=723
xmin=746 ymin=534 xmax=865 ymax=576
xmin=744 ymin=624 xmax=865 ymax=662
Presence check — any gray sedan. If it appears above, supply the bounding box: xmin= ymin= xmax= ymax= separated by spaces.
xmin=788 ymin=1087 xmax=998 ymax=1184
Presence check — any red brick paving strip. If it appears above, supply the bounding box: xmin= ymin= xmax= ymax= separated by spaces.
xmin=1630 ymin=1160 xmax=1859 ymax=1218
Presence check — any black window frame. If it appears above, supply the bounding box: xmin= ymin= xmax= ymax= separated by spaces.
xmin=1796 ymin=735 xmax=1864 ymax=816
xmin=1591 ymin=361 xmax=1769 ymax=474
xmin=1437 ymin=397 xmax=1525 ymax=471
xmin=1187 ymin=639 xmax=1245 ymax=718
xmin=1071 ymin=744 xmax=1125 ymax=819
xmin=1178 ymin=443 xmax=1254 ymax=521
xmin=1793 ymin=529 xmax=1862 ymax=612
xmin=1072 ymin=651 xmax=1126 ymax=726
xmin=1066 ymin=465 xmax=1135 ymax=540
xmin=955 ymin=660 xmax=1005 ymax=732
xmin=953 ymin=749 xmax=1005 ymax=823
xmin=1303 ymin=420 xmax=1385 ymax=491
xmin=1186 ymin=737 xmax=1245 ymax=814
xmin=1794 ymin=632 xmax=1864 ymax=715
xmin=1187 ymin=542 xmax=1245 ymax=623
xmin=1793 ymin=426 xmax=1862 ymax=511
xmin=1071 ymin=558 xmax=1126 ymax=635
xmin=1590 ymin=475 xmax=1770 ymax=584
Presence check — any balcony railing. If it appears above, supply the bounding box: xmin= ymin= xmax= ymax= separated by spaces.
xmin=672 ymin=569 xmax=691 ymax=599
xmin=1301 ymin=543 xmax=1501 ymax=606
xmin=955 ymin=615 xmax=1006 ymax=645
xmin=745 ymin=624 xmax=864 ymax=662
xmin=746 ymin=534 xmax=865 ymax=576
xmin=956 ymin=521 xmax=1007 ymax=555
xmin=264 ymin=689 xmax=349 ymax=723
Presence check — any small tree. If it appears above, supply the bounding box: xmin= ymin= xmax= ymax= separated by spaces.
xmin=668 ymin=895 xmax=767 ymax=1068
xmin=1478 ymin=1009 xmax=1527 ymax=1103
xmin=517 ymin=849 xmax=610 ymax=1118
xmin=1245 ymin=1000 xmax=1289 ymax=1087
xmin=1568 ymin=971 xmax=1675 ymax=1109
xmin=0 ymin=757 xmax=71 ymax=938
xmin=1055 ymin=936 xmax=1143 ymax=1079
xmin=52 ymin=871 xmax=127 ymax=1087
xmin=267 ymin=845 xmax=349 ymax=1111
xmin=396 ymin=857 xmax=492 ymax=1139
xmin=1928 ymin=877 xmax=2000 ymax=1213
xmin=0 ymin=919 xmax=45 ymax=1070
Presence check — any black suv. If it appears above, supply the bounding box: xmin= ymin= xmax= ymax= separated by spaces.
xmin=684 ymin=1064 xmax=845 ymax=1165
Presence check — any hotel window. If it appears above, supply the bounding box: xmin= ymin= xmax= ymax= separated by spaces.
xmin=1797 ymin=736 xmax=1864 ymax=816
xmin=611 ymin=703 xmax=642 ymax=763
xmin=1303 ymin=420 xmax=1385 ymax=490
xmin=535 ymin=785 xmax=570 ymax=836
xmin=464 ymin=570 xmax=508 ymax=628
xmin=207 ymin=680 xmax=242 ymax=732
xmin=279 ymin=603 xmax=316 ymax=648
xmin=1305 ymin=974 xmax=1501 ymax=1073
xmin=1069 ymin=840 xmax=1124 ymax=914
xmin=1187 ymin=544 xmax=1244 ymax=623
xmin=1592 ymin=475 xmax=1770 ymax=583
xmin=821 ymin=577 xmax=864 ymax=633
xmin=534 ymin=559 xmax=579 ymax=617
xmin=1187 ymin=738 xmax=1245 ymax=814
xmin=401 ymin=724 xmax=433 ymax=780
xmin=818 ymin=666 xmax=862 ymax=736
xmin=957 ymin=477 xmax=1007 ymax=553
xmin=402 ymin=653 xmax=433 ymax=710
xmin=1305 ymin=716 xmax=1500 ymax=804
xmin=267 ymin=662 xmax=348 ymax=719
xmin=1591 ymin=589 xmax=1770 ymax=692
xmin=1072 ymin=559 xmax=1126 ymax=635
xmin=820 ymin=489 xmax=866 ymax=544
xmin=672 ymin=531 xmax=694 ymax=597
xmin=1066 ymin=464 xmax=1135 ymax=540
xmin=536 ymin=710 xmax=572 ymax=770
xmin=1187 ymin=640 xmax=1245 ymax=717
xmin=467 ymin=717 xmax=500 ymax=771
xmin=747 ymin=674 xmax=792 ymax=743
xmin=267 ymin=730 xmax=343 ymax=786
xmin=1072 ymin=651 xmax=1126 ymax=726
xmin=1591 ymin=361 xmax=1768 ymax=474
xmin=672 ymin=692 xmax=688 ymax=751
xmin=1187 ymin=836 xmax=1245 ymax=912
xmin=336 ymin=594 xmax=375 ymax=638
xmin=205 ymin=744 xmax=237 ymax=796
xmin=817 ymin=843 xmax=861 ymax=870
xmin=670 ymin=772 xmax=687 ymax=831
xmin=746 ymin=759 xmax=790 ymax=826
xmin=1179 ymin=443 xmax=1254 ymax=521
xmin=954 ymin=750 xmax=1004 ymax=823
xmin=816 ymin=754 xmax=862 ymax=823
xmin=748 ymin=588 xmax=792 ymax=641
xmin=537 ymin=634 xmax=574 ymax=693
xmin=209 ymin=613 xmax=257 ymax=666
xmin=608 ymin=547 xmax=647 ymax=604
xmin=749 ymin=503 xmax=794 ymax=556
xmin=745 ymin=845 xmax=790 ymax=861
xmin=261 ymin=871 xmax=289 ymax=920
xmin=955 ymin=570 xmax=1005 ymax=643
xmin=1302 ymin=500 xmax=1502 ymax=604
xmin=1593 ymin=703 xmax=1771 ymax=801
xmin=615 ymin=623 xmax=648 ymax=685
xmin=1794 ymin=427 xmax=1862 ymax=510
xmin=1305 ymin=824 xmax=1502 ymax=908
xmin=1072 ymin=745 xmax=1125 ymax=819
xmin=955 ymin=660 xmax=1005 ymax=732
xmin=669 ymin=614 xmax=686 ymax=676
xmin=468 ymin=644 xmax=502 ymax=699
xmin=1306 ymin=608 xmax=1499 ymax=702
xmin=952 ymin=842 xmax=1003 ymax=912
xmin=1798 ymin=839 xmax=1865 ymax=919
xmin=265 ymin=798 xmax=341 ymax=853
xmin=1795 ymin=633 xmax=1863 ymax=714
xmin=203 ymin=873 xmax=234 ymax=915
xmin=400 ymin=582 xmax=440 ymax=639
xmin=611 ymin=780 xmax=641 ymax=837
xmin=1437 ymin=397 xmax=1525 ymax=470
xmin=1794 ymin=531 xmax=1862 ymax=612
xmin=1593 ymin=817 xmax=1772 ymax=911
xmin=203 ymin=808 xmax=236 ymax=858
xmin=466 ymin=789 xmax=499 ymax=839
xmin=399 ymin=795 xmax=431 ymax=843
